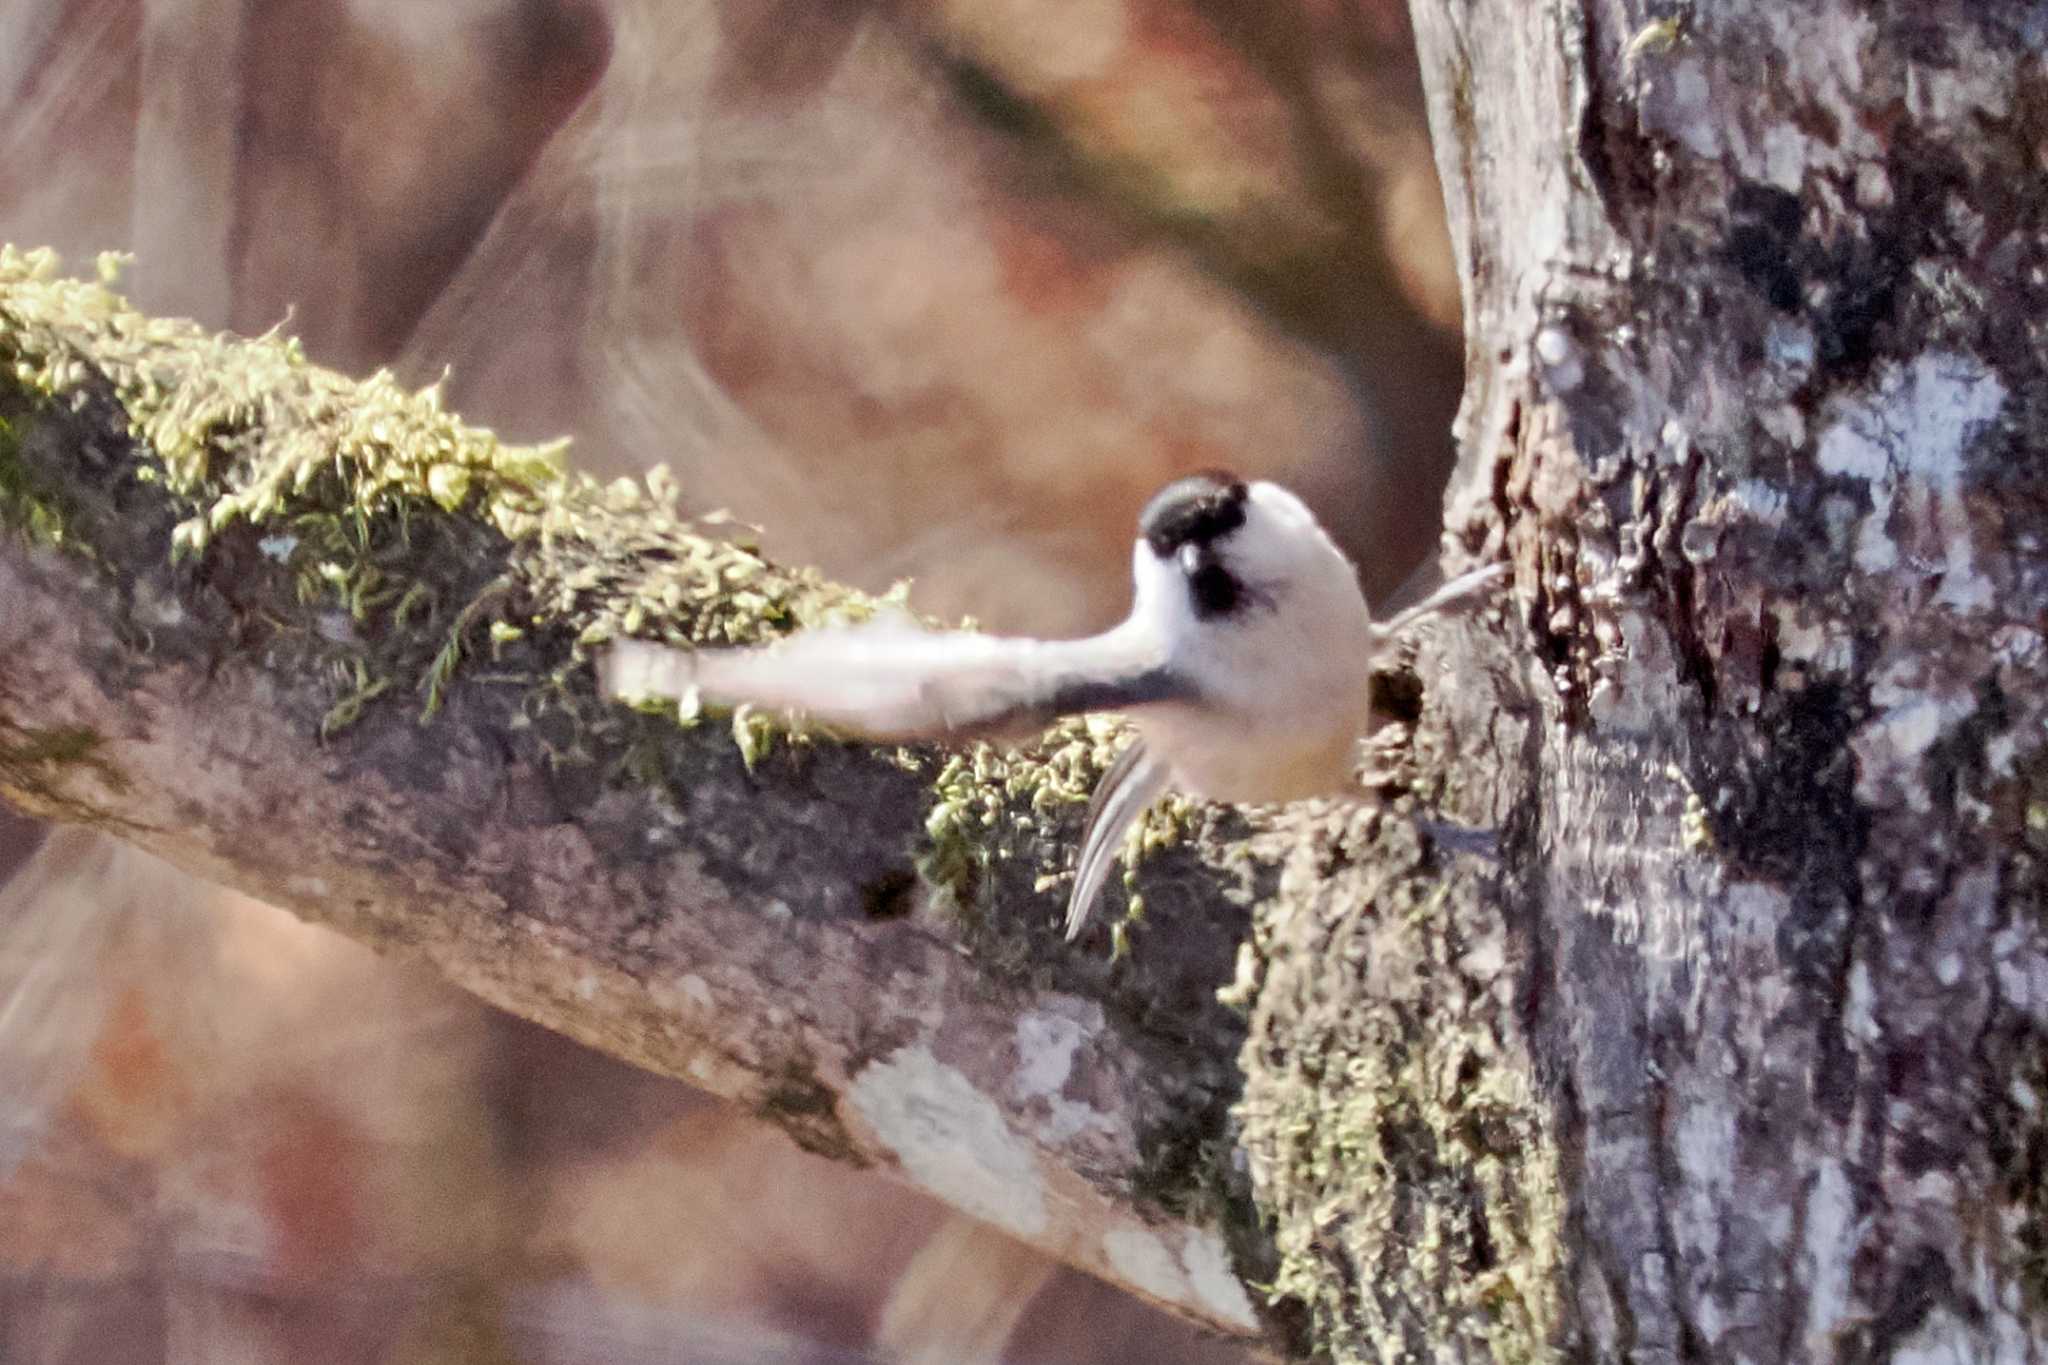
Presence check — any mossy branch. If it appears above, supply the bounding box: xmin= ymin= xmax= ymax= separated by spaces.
xmin=0 ymin=247 xmax=1291 ymax=1342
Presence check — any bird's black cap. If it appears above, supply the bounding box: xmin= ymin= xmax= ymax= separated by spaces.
xmin=1139 ymin=470 xmax=1248 ymax=556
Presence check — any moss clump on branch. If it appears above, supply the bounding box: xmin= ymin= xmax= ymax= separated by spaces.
xmin=920 ymin=717 xmax=1201 ymax=959
xmin=0 ymin=246 xmax=1179 ymax=933
xmin=1236 ymin=806 xmax=1566 ymax=1363
xmin=0 ymin=716 xmax=132 ymax=828
xmin=0 ymin=414 xmax=73 ymax=549
xmin=0 ymin=245 xmax=871 ymax=654
xmin=0 ymin=245 xmax=930 ymax=739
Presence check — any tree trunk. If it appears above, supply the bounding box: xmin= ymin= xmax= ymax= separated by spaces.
xmin=1235 ymin=1 xmax=2048 ymax=1360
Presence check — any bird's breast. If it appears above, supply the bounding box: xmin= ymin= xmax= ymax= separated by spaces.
xmin=1134 ymin=706 xmax=1364 ymax=805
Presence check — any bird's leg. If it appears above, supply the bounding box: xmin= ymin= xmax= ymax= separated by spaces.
xmin=1372 ymin=561 xmax=1506 ymax=640
xmin=1409 ymin=811 xmax=1502 ymax=862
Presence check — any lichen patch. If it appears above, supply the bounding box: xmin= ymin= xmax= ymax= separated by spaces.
xmin=846 ymin=1043 xmax=1049 ymax=1239
xmin=1009 ymin=1004 xmax=1115 ymax=1144
xmin=1102 ymin=1223 xmax=1186 ymax=1305
xmin=1179 ymin=1227 xmax=1258 ymax=1330
xmin=1814 ymin=351 xmax=2006 ymax=604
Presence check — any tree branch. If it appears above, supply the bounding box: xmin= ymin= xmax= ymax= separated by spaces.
xmin=0 ymin=247 xmax=1286 ymax=1341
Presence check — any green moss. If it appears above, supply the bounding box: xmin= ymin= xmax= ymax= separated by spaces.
xmin=0 ymin=717 xmax=116 ymax=782
xmin=2 ymin=246 xmax=552 ymax=741
xmin=0 ymin=245 xmax=888 ymax=739
xmin=1133 ymin=1108 xmax=1254 ymax=1233
xmin=0 ymin=245 xmax=1189 ymax=940
xmin=757 ymin=1059 xmax=867 ymax=1165
xmin=0 ymin=411 xmax=72 ymax=548
xmin=0 ymin=716 xmax=131 ymax=825
xmin=915 ymin=716 xmax=1201 ymax=950
xmin=1237 ymin=808 xmax=1566 ymax=1363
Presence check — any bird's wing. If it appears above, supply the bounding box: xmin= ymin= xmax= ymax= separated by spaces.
xmin=599 ymin=618 xmax=1189 ymax=744
xmin=1064 ymin=737 xmax=1171 ymax=941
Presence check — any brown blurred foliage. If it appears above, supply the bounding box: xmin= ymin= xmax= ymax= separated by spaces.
xmin=0 ymin=0 xmax=1459 ymax=1358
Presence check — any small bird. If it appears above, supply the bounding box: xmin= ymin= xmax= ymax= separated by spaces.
xmin=600 ymin=472 xmax=1502 ymax=940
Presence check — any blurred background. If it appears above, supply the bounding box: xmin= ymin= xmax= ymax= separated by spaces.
xmin=0 ymin=0 xmax=1462 ymax=1359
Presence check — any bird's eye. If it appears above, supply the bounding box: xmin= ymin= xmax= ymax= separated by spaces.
xmin=1172 ymin=532 xmax=1256 ymax=618
xmin=1187 ymin=561 xmax=1242 ymax=617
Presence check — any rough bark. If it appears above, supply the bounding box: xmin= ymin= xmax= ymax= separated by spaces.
xmin=0 ymin=251 xmax=1292 ymax=1344
xmin=1233 ymin=1 xmax=2048 ymax=1361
